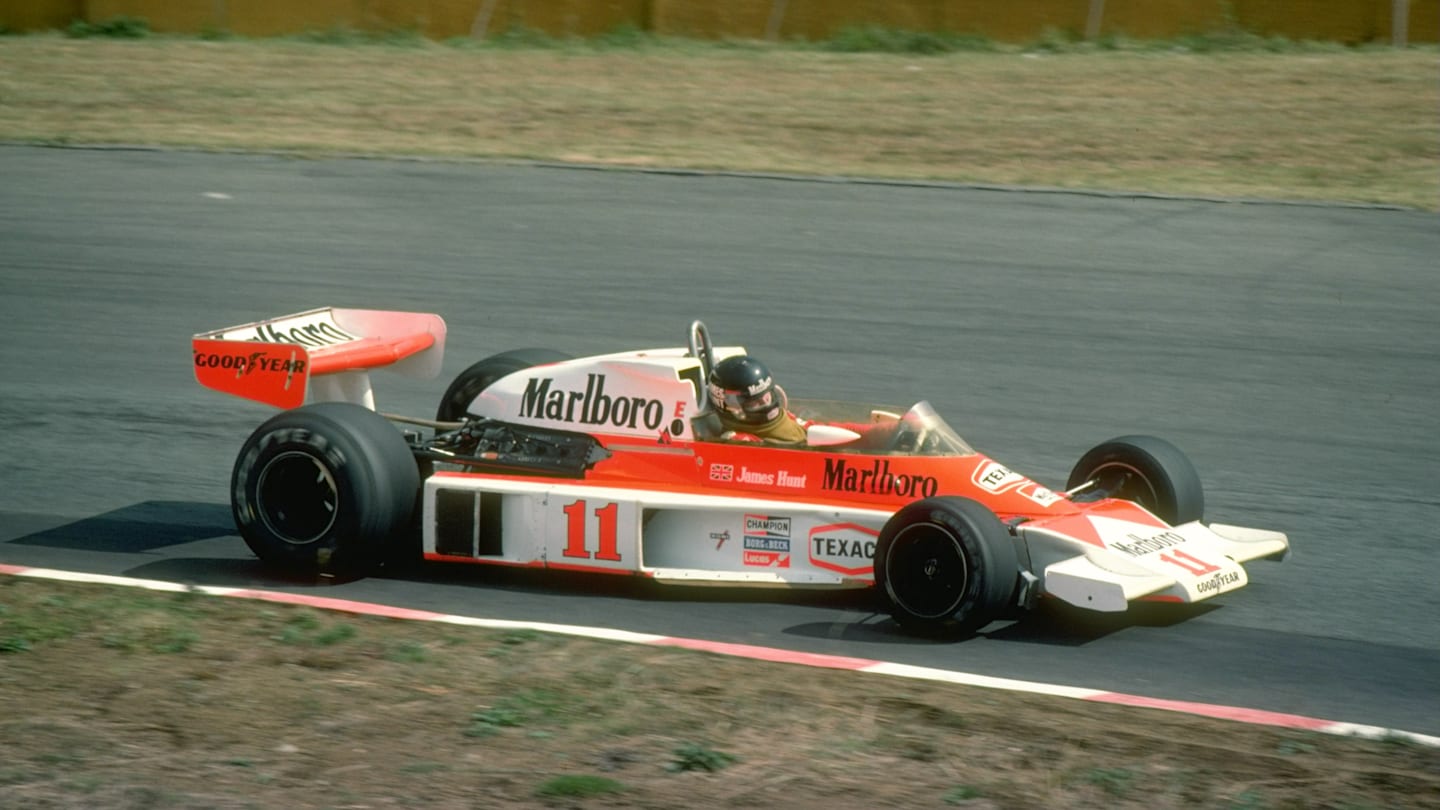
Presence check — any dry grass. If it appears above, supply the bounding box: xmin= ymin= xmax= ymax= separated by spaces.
xmin=2 ymin=577 xmax=1438 ymax=809
xmin=1 ymin=36 xmax=1436 ymax=208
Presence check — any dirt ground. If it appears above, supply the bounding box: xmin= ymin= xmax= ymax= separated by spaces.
xmin=1 ymin=38 xmax=1435 ymax=209
xmin=2 ymin=577 xmax=1437 ymax=809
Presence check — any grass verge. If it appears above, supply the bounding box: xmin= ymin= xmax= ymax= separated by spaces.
xmin=1 ymin=576 xmax=1438 ymax=808
xmin=0 ymin=35 xmax=1435 ymax=209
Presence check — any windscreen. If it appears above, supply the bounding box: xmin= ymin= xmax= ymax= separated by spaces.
xmin=787 ymin=399 xmax=975 ymax=456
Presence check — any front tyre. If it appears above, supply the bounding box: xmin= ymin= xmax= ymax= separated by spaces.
xmin=1065 ymin=435 xmax=1204 ymax=525
xmin=231 ymin=403 xmax=419 ymax=579
xmin=874 ymin=496 xmax=1019 ymax=638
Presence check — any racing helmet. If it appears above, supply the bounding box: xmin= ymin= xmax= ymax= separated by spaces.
xmin=707 ymin=355 xmax=786 ymax=426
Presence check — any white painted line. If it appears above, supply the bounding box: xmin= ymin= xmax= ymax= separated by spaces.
xmin=863 ymin=661 xmax=1106 ymax=700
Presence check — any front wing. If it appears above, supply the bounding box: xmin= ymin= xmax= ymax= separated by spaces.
xmin=1019 ymin=513 xmax=1289 ymax=612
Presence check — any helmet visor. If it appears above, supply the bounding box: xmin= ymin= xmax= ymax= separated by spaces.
xmin=713 ymin=385 xmax=785 ymax=425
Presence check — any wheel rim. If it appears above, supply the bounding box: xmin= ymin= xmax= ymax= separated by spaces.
xmin=885 ymin=522 xmax=969 ymax=619
xmin=1087 ymin=461 xmax=1159 ymax=511
xmin=256 ymin=451 xmax=338 ymax=545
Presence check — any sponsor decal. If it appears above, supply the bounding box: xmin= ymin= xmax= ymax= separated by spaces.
xmin=710 ymin=374 xmax=772 ymax=400
xmin=1019 ymin=483 xmax=1061 ymax=508
xmin=744 ymin=515 xmax=791 ymax=538
xmin=222 ymin=315 xmax=359 ymax=347
xmin=738 ymin=467 xmax=772 ymax=485
xmin=734 ymin=467 xmax=808 ymax=488
xmin=808 ymin=522 xmax=880 ymax=576
xmin=666 ymin=401 xmax=687 ymax=441
xmin=193 ymin=351 xmax=306 ymax=376
xmin=519 ymin=375 xmax=665 ymax=431
xmin=743 ymin=550 xmax=790 ymax=567
xmin=742 ymin=533 xmax=791 ymax=568
xmin=709 ymin=463 xmax=734 ymax=482
xmin=822 ymin=458 xmax=937 ymax=498
xmin=972 ymin=461 xmax=1062 ymax=508
xmin=709 ymin=530 xmax=730 ymax=550
xmin=743 ymin=535 xmax=790 ymax=552
xmin=972 ymin=460 xmax=1025 ymax=493
xmin=970 ymin=461 xmax=1059 ymax=507
xmin=1111 ymin=529 xmax=1188 ymax=558
xmin=1196 ymin=570 xmax=1241 ymax=594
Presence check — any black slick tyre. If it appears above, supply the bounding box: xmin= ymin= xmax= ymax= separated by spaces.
xmin=231 ymin=402 xmax=418 ymax=579
xmin=435 ymin=348 xmax=571 ymax=422
xmin=874 ymin=496 xmax=1019 ymax=638
xmin=1065 ymin=435 xmax=1204 ymax=525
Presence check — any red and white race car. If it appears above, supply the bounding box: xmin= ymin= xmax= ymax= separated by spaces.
xmin=193 ymin=308 xmax=1289 ymax=636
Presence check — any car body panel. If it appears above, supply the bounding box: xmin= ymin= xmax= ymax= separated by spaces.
xmin=422 ymin=471 xmax=894 ymax=587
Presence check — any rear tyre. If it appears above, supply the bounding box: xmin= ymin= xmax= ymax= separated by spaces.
xmin=1065 ymin=435 xmax=1204 ymax=524
xmin=435 ymin=348 xmax=571 ymax=422
xmin=231 ymin=403 xmax=418 ymax=579
xmin=874 ymin=496 xmax=1018 ymax=638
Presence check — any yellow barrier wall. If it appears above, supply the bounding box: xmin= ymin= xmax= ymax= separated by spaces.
xmin=24 ymin=1 xmax=646 ymax=38
xmin=1096 ymin=0 xmax=1226 ymax=39
xmin=1236 ymin=0 xmax=1433 ymax=43
xmin=1237 ymin=0 xmax=1379 ymax=41
xmin=82 ymin=0 xmax=358 ymax=36
xmin=1412 ymin=1 xmax=1438 ymax=43
xmin=0 ymin=0 xmax=81 ymax=30
xmin=649 ymin=1 xmax=769 ymax=39
xmin=371 ymin=0 xmax=647 ymax=40
xmin=650 ymin=1 xmax=1085 ymax=42
xmin=2 ymin=0 xmax=1434 ymax=43
xmin=939 ymin=0 xmax=1089 ymax=42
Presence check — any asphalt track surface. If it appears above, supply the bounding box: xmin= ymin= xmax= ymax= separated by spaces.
xmin=1 ymin=146 xmax=1437 ymax=736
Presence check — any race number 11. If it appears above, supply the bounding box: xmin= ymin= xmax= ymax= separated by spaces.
xmin=561 ymin=499 xmax=622 ymax=562
xmin=1159 ymin=549 xmax=1220 ymax=576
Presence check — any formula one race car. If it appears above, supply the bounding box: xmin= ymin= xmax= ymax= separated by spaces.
xmin=193 ymin=308 xmax=1289 ymax=637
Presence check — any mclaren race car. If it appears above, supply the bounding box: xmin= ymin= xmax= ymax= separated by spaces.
xmin=192 ymin=308 xmax=1290 ymax=636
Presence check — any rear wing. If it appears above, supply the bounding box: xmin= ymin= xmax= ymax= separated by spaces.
xmin=192 ymin=308 xmax=446 ymax=409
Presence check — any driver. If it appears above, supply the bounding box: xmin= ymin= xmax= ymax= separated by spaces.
xmin=707 ymin=355 xmax=807 ymax=446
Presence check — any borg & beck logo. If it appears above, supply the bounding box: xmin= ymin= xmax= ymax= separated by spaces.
xmin=808 ymin=522 xmax=879 ymax=576
xmin=520 ymin=375 xmax=665 ymax=431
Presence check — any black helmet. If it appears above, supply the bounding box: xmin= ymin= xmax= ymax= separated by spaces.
xmin=708 ymin=355 xmax=785 ymax=426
